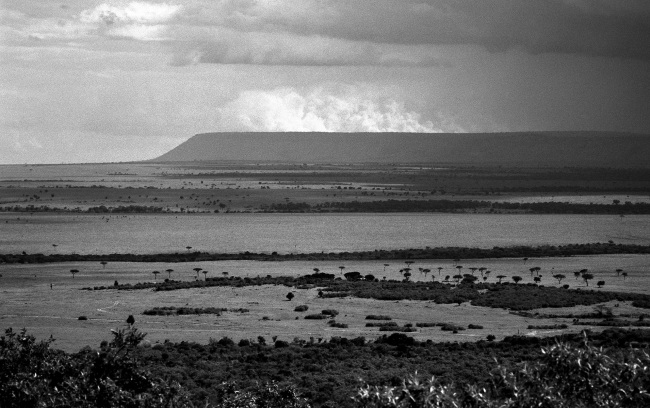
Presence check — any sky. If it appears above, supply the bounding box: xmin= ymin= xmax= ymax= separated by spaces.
xmin=1 ymin=0 xmax=649 ymax=164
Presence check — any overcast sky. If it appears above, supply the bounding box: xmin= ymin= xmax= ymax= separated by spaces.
xmin=1 ymin=0 xmax=649 ymax=164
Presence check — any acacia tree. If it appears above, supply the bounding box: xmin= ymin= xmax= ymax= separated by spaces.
xmin=496 ymin=275 xmax=506 ymax=283
xmin=622 ymin=272 xmax=628 ymax=280
xmin=512 ymin=276 xmax=522 ymax=284
xmin=152 ymin=271 xmax=160 ymax=281
xmin=583 ymin=273 xmax=594 ymax=286
xmin=193 ymin=267 xmax=202 ymax=279
xmin=202 ymin=270 xmax=208 ymax=280
xmin=70 ymin=269 xmax=79 ymax=279
xmin=100 ymin=261 xmax=108 ymax=269
xmin=553 ymin=274 xmax=566 ymax=284
xmin=616 ymin=268 xmax=623 ymax=276
xmin=166 ymin=269 xmax=174 ymax=279
xmin=339 ymin=266 xmax=346 ymax=274
xmin=437 ymin=267 xmax=443 ymax=276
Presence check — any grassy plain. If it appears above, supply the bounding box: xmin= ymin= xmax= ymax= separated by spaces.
xmin=1 ymin=254 xmax=648 ymax=351
xmin=1 ymin=161 xmax=649 ymax=352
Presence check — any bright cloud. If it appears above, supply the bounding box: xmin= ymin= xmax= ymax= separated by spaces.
xmin=220 ymin=87 xmax=464 ymax=133
xmin=80 ymin=2 xmax=182 ymax=25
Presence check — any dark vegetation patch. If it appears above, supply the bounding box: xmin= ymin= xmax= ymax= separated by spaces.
xmin=294 ymin=305 xmax=309 ymax=312
xmin=378 ymin=326 xmax=417 ymax=332
xmin=470 ymin=283 xmax=645 ymax=310
xmin=527 ymin=324 xmax=568 ymax=330
xmin=365 ymin=315 xmax=392 ymax=320
xmin=574 ymin=319 xmax=650 ymax=328
xmin=134 ymin=328 xmax=650 ymax=408
xmin=633 ymin=299 xmax=650 ymax=309
xmin=268 ymin=199 xmax=650 ymax=214
xmin=3 ymin=325 xmax=649 ymax=408
xmin=4 ymin=242 xmax=650 ymax=264
xmin=86 ymin=273 xmax=650 ymax=312
xmin=142 ymin=307 xmax=249 ymax=316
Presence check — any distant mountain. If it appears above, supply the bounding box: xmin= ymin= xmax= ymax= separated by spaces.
xmin=152 ymin=132 xmax=650 ymax=167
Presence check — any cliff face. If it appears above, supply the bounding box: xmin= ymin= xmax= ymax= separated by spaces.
xmin=152 ymin=131 xmax=650 ymax=167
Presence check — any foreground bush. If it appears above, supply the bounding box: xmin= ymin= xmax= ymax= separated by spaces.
xmin=354 ymin=338 xmax=650 ymax=407
xmin=0 ymin=327 xmax=190 ymax=408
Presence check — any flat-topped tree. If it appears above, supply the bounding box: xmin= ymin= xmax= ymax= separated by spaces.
xmin=582 ymin=273 xmax=594 ymax=286
xmin=339 ymin=266 xmax=345 ymax=274
xmin=70 ymin=269 xmax=79 ymax=279
xmin=383 ymin=264 xmax=389 ymax=272
xmin=185 ymin=246 xmax=192 ymax=252
xmin=202 ymin=270 xmax=208 ymax=280
xmin=479 ymin=267 xmax=487 ymax=276
xmin=193 ymin=267 xmax=202 ymax=279
xmin=496 ymin=275 xmax=506 ymax=283
xmin=437 ymin=267 xmax=443 ymax=276
xmin=622 ymin=272 xmax=628 ymax=280
xmin=152 ymin=271 xmax=160 ymax=280
xmin=222 ymin=271 xmax=229 ymax=277
xmin=100 ymin=261 xmax=108 ymax=269
xmin=574 ymin=271 xmax=582 ymax=279
xmin=616 ymin=269 xmax=623 ymax=276
xmin=512 ymin=276 xmax=522 ymax=284
xmin=166 ymin=269 xmax=174 ymax=279
xmin=553 ymin=274 xmax=566 ymax=284
xmin=470 ymin=267 xmax=478 ymax=275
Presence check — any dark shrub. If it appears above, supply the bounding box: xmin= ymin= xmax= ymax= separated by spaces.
xmin=294 ymin=305 xmax=309 ymax=312
xmin=217 ymin=337 xmax=235 ymax=347
xmin=78 ymin=316 xmax=88 ymax=321
xmin=274 ymin=340 xmax=289 ymax=348
xmin=468 ymin=324 xmax=484 ymax=329
xmin=238 ymin=339 xmax=251 ymax=347
xmin=305 ymin=314 xmax=328 ymax=320
xmin=322 ymin=309 xmax=339 ymax=317
xmin=366 ymin=315 xmax=392 ymax=320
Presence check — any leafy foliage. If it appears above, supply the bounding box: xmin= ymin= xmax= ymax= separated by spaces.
xmin=0 ymin=327 xmax=189 ymax=408
xmin=354 ymin=337 xmax=650 ymax=407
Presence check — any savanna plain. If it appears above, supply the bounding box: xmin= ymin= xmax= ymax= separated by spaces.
xmin=2 ymin=160 xmax=650 ymax=407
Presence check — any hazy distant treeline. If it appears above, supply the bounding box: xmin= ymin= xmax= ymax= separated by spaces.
xmin=2 ymin=242 xmax=649 ymax=264
xmin=267 ymin=199 xmax=650 ymax=214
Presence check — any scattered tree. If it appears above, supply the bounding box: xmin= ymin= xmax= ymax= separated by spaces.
xmin=582 ymin=273 xmax=594 ymax=286
xmin=597 ymin=280 xmax=605 ymax=288
xmin=553 ymin=274 xmax=566 ymax=284
xmin=152 ymin=270 xmax=160 ymax=280
xmin=100 ymin=261 xmax=108 ymax=269
xmin=286 ymin=292 xmax=294 ymax=301
xmin=70 ymin=269 xmax=79 ymax=279
xmin=496 ymin=275 xmax=506 ymax=283
xmin=512 ymin=276 xmax=522 ymax=284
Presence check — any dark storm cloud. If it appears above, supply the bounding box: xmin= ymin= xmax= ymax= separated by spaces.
xmin=182 ymin=0 xmax=650 ymax=62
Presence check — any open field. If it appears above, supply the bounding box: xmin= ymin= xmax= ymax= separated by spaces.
xmin=2 ymin=160 xmax=650 ymax=406
xmin=2 ymin=162 xmax=649 ymax=214
xmin=2 ymin=254 xmax=648 ymax=352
